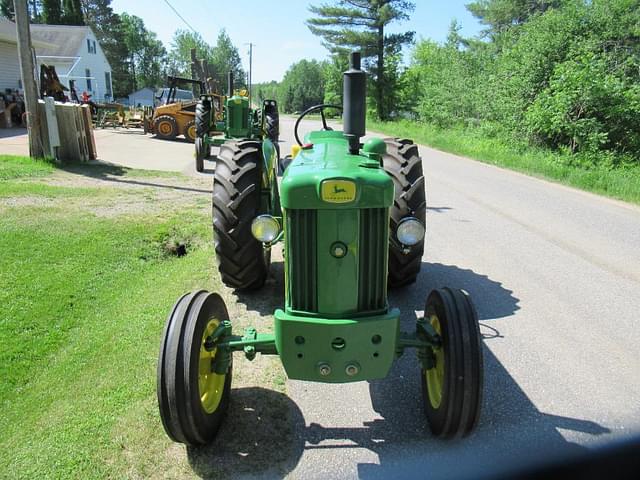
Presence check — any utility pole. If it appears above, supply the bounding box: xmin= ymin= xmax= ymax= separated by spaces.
xmin=14 ymin=0 xmax=44 ymax=158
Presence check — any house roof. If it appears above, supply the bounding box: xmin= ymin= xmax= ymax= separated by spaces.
xmin=30 ymin=24 xmax=91 ymax=57
xmin=0 ymin=17 xmax=68 ymax=49
xmin=128 ymin=87 xmax=155 ymax=96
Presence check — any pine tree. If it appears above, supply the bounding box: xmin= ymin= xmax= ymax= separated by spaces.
xmin=63 ymin=0 xmax=84 ymax=25
xmin=467 ymin=0 xmax=567 ymax=35
xmin=43 ymin=0 xmax=62 ymax=24
xmin=307 ymin=0 xmax=415 ymax=120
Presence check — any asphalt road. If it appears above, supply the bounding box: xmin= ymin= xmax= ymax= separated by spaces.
xmin=267 ymin=116 xmax=640 ymax=479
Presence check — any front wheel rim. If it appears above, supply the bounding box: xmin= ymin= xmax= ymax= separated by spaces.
xmin=199 ymin=319 xmax=226 ymax=413
xmin=425 ymin=314 xmax=444 ymax=409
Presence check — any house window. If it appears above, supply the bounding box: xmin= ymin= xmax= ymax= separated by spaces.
xmin=87 ymin=39 xmax=96 ymax=54
xmin=86 ymin=69 xmax=92 ymax=91
xmin=105 ymin=72 xmax=112 ymax=97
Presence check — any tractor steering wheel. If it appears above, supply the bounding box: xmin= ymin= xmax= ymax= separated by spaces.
xmin=294 ymin=104 xmax=343 ymax=145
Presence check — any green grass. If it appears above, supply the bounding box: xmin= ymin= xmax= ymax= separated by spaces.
xmin=368 ymin=119 xmax=640 ymax=204
xmin=0 ymin=154 xmax=55 ymax=180
xmin=0 ymin=158 xmax=289 ymax=478
xmin=0 ymin=204 xmax=215 ymax=478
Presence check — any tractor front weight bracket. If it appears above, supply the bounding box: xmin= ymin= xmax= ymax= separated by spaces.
xmin=395 ymin=318 xmax=442 ymax=370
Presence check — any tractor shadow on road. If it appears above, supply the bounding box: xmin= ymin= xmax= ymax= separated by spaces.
xmin=355 ymin=263 xmax=610 ymax=478
xmin=186 ymin=386 xmax=306 ymax=479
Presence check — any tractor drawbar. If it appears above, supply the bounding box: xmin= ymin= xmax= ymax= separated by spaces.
xmin=343 ymin=51 xmax=366 ymax=154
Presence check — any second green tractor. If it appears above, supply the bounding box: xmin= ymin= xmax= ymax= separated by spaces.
xmin=194 ymin=72 xmax=279 ymax=173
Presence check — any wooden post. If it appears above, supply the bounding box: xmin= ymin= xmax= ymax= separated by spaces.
xmin=13 ymin=0 xmax=44 ymax=158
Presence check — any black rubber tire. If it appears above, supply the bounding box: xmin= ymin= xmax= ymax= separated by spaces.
xmin=212 ymin=139 xmax=269 ymax=290
xmin=421 ymin=288 xmax=483 ymax=438
xmin=184 ymin=120 xmax=196 ymax=143
xmin=382 ymin=138 xmax=426 ymax=288
xmin=263 ymin=101 xmax=279 ymax=143
xmin=157 ymin=290 xmax=233 ymax=445
xmin=196 ymin=100 xmax=211 ymax=138
xmin=195 ymin=137 xmax=205 ymax=172
xmin=154 ymin=115 xmax=178 ymax=140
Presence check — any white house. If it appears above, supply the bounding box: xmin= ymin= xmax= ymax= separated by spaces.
xmin=0 ymin=17 xmax=113 ymax=101
xmin=0 ymin=17 xmax=49 ymax=92
xmin=31 ymin=23 xmax=113 ymax=101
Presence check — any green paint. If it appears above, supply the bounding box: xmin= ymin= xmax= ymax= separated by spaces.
xmin=316 ymin=209 xmax=360 ymax=315
xmin=280 ymin=133 xmax=394 ymax=210
xmin=274 ymin=308 xmax=400 ymax=383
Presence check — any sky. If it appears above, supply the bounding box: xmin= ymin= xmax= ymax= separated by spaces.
xmin=110 ymin=0 xmax=483 ymax=83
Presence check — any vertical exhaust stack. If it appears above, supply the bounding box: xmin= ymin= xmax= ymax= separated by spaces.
xmin=227 ymin=71 xmax=234 ymax=97
xmin=343 ymin=51 xmax=366 ymax=154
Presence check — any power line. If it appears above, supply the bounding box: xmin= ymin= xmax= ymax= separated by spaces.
xmin=162 ymin=0 xmax=198 ymax=34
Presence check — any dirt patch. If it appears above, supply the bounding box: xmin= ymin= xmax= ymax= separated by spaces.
xmin=3 ymin=168 xmax=213 ymax=218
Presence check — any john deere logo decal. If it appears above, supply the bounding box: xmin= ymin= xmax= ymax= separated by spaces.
xmin=321 ymin=180 xmax=356 ymax=203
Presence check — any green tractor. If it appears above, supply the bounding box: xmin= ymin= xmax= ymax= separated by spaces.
xmin=157 ymin=52 xmax=483 ymax=445
xmin=194 ymin=72 xmax=279 ymax=173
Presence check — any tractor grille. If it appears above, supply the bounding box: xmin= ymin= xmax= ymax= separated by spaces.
xmin=358 ymin=208 xmax=388 ymax=311
xmin=287 ymin=209 xmax=317 ymax=311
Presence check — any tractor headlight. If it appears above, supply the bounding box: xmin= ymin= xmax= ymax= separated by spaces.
xmin=396 ymin=217 xmax=425 ymax=246
xmin=251 ymin=215 xmax=280 ymax=243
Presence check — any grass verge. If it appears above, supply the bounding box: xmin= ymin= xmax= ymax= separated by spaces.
xmin=0 ymin=157 xmax=291 ymax=479
xmin=368 ymin=119 xmax=640 ymax=205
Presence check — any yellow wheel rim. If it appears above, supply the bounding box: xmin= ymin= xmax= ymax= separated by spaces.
xmin=199 ymin=319 xmax=226 ymax=413
xmin=187 ymin=125 xmax=196 ymax=141
xmin=425 ymin=314 xmax=444 ymax=409
xmin=158 ymin=121 xmax=173 ymax=135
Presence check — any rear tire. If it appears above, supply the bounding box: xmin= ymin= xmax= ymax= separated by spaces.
xmin=264 ymin=100 xmax=279 ymax=143
xmin=421 ymin=288 xmax=483 ymax=438
xmin=154 ymin=115 xmax=178 ymax=140
xmin=212 ymin=140 xmax=269 ymax=290
xmin=383 ymin=138 xmax=426 ymax=288
xmin=196 ymin=100 xmax=211 ymax=138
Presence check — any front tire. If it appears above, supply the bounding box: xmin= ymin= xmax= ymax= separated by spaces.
xmin=383 ymin=138 xmax=426 ymax=288
xmin=157 ymin=291 xmax=233 ymax=445
xmin=154 ymin=115 xmax=178 ymax=140
xmin=421 ymin=288 xmax=483 ymax=438
xmin=212 ymin=140 xmax=269 ymax=290
xmin=195 ymin=137 xmax=205 ymax=172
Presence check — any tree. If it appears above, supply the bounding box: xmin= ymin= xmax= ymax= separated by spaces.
xmin=80 ymin=0 xmax=130 ymax=97
xmin=1 ymin=0 xmax=14 ymax=19
xmin=120 ymin=13 xmax=146 ymax=91
xmin=209 ymin=29 xmax=245 ymax=90
xmin=307 ymin=0 xmax=415 ymax=120
xmin=167 ymin=30 xmax=212 ymax=77
xmin=167 ymin=29 xmax=246 ymax=92
xmin=466 ymin=0 xmax=567 ymax=36
xmin=278 ymin=59 xmax=326 ymax=113
xmin=322 ymin=53 xmax=348 ymax=106
xmin=3 ymin=0 xmax=44 ymax=21
xmin=63 ymin=0 xmax=84 ymax=25
xmin=42 ymin=0 xmax=62 ymax=24
xmin=120 ymin=13 xmax=166 ymax=90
